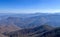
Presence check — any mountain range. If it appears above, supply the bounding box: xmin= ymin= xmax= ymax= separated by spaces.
xmin=0 ymin=13 xmax=60 ymax=37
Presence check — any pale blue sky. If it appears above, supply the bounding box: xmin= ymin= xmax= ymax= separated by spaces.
xmin=0 ymin=0 xmax=60 ymax=13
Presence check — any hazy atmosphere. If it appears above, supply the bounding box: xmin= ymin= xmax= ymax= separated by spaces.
xmin=0 ymin=0 xmax=60 ymax=13
xmin=0 ymin=0 xmax=60 ymax=37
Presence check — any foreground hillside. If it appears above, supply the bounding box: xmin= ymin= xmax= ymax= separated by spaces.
xmin=3 ymin=25 xmax=60 ymax=37
xmin=40 ymin=27 xmax=60 ymax=37
xmin=3 ymin=25 xmax=53 ymax=37
xmin=0 ymin=33 xmax=7 ymax=37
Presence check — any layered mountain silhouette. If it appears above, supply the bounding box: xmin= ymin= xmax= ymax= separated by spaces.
xmin=0 ymin=13 xmax=60 ymax=37
xmin=0 ymin=13 xmax=60 ymax=29
xmin=0 ymin=15 xmax=49 ymax=29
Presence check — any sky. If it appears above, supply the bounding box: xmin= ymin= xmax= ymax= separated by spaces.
xmin=0 ymin=0 xmax=60 ymax=13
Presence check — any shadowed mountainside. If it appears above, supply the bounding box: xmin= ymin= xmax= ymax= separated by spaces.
xmin=39 ymin=27 xmax=60 ymax=37
xmin=3 ymin=25 xmax=53 ymax=37
xmin=0 ymin=33 xmax=7 ymax=37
